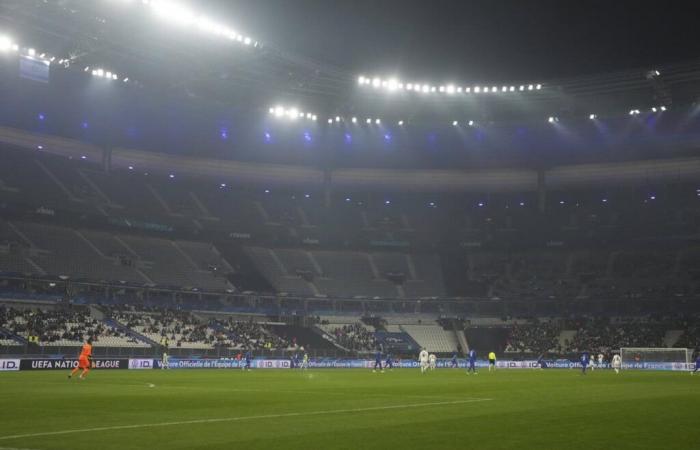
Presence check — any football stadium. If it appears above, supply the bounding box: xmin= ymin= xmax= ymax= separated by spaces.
xmin=1 ymin=1 xmax=700 ymax=449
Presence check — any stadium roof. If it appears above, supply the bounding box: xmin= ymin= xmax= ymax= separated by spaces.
xmin=2 ymin=0 xmax=700 ymax=124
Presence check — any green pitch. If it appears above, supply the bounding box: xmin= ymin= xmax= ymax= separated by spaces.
xmin=0 ymin=369 xmax=698 ymax=449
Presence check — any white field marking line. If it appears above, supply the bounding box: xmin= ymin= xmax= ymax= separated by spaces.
xmin=0 ymin=446 xmax=43 ymax=450
xmin=118 ymin=384 xmax=464 ymax=401
xmin=0 ymin=398 xmax=492 ymax=441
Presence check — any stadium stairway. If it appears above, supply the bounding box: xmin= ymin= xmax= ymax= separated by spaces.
xmin=664 ymin=330 xmax=684 ymax=347
xmin=557 ymin=330 xmax=577 ymax=350
xmin=311 ymin=324 xmax=352 ymax=352
xmin=0 ymin=326 xmax=27 ymax=344
xmin=267 ymin=324 xmax=340 ymax=352
xmin=103 ymin=318 xmax=156 ymax=347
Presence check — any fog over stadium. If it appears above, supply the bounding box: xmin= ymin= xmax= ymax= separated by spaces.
xmin=1 ymin=1 xmax=700 ymax=449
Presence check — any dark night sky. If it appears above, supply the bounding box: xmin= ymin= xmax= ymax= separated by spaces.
xmin=208 ymin=0 xmax=700 ymax=81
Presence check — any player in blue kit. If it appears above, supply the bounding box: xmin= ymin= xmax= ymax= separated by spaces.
xmin=243 ymin=351 xmax=252 ymax=371
xmin=384 ymin=353 xmax=394 ymax=370
xmin=373 ymin=350 xmax=384 ymax=372
xmin=580 ymin=351 xmax=590 ymax=375
xmin=692 ymin=353 xmax=700 ymax=375
xmin=467 ymin=349 xmax=477 ymax=374
xmin=451 ymin=352 xmax=458 ymax=368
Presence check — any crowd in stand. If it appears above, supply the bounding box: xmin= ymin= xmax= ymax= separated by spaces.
xmin=331 ymin=323 xmax=378 ymax=351
xmin=210 ymin=317 xmax=290 ymax=350
xmin=505 ymin=319 xmax=561 ymax=354
xmin=565 ymin=317 xmax=665 ymax=353
xmin=107 ymin=304 xmax=289 ymax=350
xmin=0 ymin=305 xmax=138 ymax=344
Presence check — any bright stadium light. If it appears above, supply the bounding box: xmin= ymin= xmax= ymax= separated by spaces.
xmin=421 ymin=84 xmax=430 ymax=93
xmin=27 ymin=48 xmax=35 ymax=56
xmin=452 ymin=120 xmax=458 ymax=126
xmin=474 ymin=86 xmax=481 ymax=93
xmin=468 ymin=120 xmax=474 ymax=126
xmin=446 ymin=85 xmax=455 ymax=94
xmin=589 ymin=114 xmax=597 ymax=120
xmin=351 ymin=117 xmax=357 ymax=123
xmin=335 ymin=116 xmax=341 ymax=122
xmin=366 ymin=118 xmax=372 ymax=124
xmin=0 ymin=35 xmax=12 ymax=52
xmin=327 ymin=118 xmax=333 ymax=124
xmin=660 ymin=106 xmax=667 ymax=111
xmin=372 ymin=77 xmax=381 ymax=88
xmin=398 ymin=120 xmax=404 ymax=126
xmin=375 ymin=118 xmax=381 ymax=124
xmin=358 ymin=75 xmax=366 ymax=84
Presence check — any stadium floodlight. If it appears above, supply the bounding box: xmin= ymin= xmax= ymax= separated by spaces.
xmin=474 ymin=86 xmax=480 ymax=93
xmin=351 ymin=117 xmax=357 ymax=123
xmin=589 ymin=114 xmax=597 ymax=120
xmin=0 ymin=35 xmax=12 ymax=52
xmin=327 ymin=118 xmax=333 ymax=124
xmin=366 ymin=118 xmax=372 ymax=124
xmin=27 ymin=48 xmax=36 ymax=56
xmin=509 ymin=86 xmax=515 ymax=92
xmin=312 ymin=115 xmax=317 ymax=121
xmin=491 ymin=86 xmax=497 ymax=93
xmin=457 ymin=87 xmax=462 ymax=93
xmin=519 ymin=85 xmax=525 ymax=91
xmin=465 ymin=87 xmax=471 ymax=93
xmin=375 ymin=118 xmax=381 ymax=124
xmin=536 ymin=84 xmax=542 ymax=90
xmin=528 ymin=84 xmax=534 ymax=90
xmin=96 ymin=69 xmax=105 ymax=77
xmin=548 ymin=116 xmax=558 ymax=123
xmin=421 ymin=84 xmax=430 ymax=93
xmin=358 ymin=75 xmax=365 ymax=84
xmin=651 ymin=107 xmax=657 ymax=112
xmin=372 ymin=77 xmax=381 ymax=88
xmin=439 ymin=86 xmax=445 ymax=93
xmin=660 ymin=106 xmax=667 ymax=111
xmin=501 ymin=86 xmax=507 ymax=92
xmin=468 ymin=120 xmax=474 ymax=126
xmin=274 ymin=106 xmax=284 ymax=117
xmin=398 ymin=120 xmax=404 ymax=126
xmin=335 ymin=116 xmax=341 ymax=122
xmin=387 ymin=79 xmax=399 ymax=91
xmin=452 ymin=120 xmax=458 ymax=126
xmin=446 ymin=85 xmax=455 ymax=94
xmin=406 ymin=83 xmax=413 ymax=90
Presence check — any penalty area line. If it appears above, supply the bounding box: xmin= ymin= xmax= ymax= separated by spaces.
xmin=0 ymin=398 xmax=492 ymax=441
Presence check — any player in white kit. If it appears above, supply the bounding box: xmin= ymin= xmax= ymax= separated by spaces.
xmin=419 ymin=349 xmax=429 ymax=373
xmin=429 ymin=353 xmax=437 ymax=371
xmin=611 ymin=354 xmax=621 ymax=374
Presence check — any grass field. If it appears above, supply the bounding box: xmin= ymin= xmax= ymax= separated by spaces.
xmin=0 ymin=368 xmax=698 ymax=450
